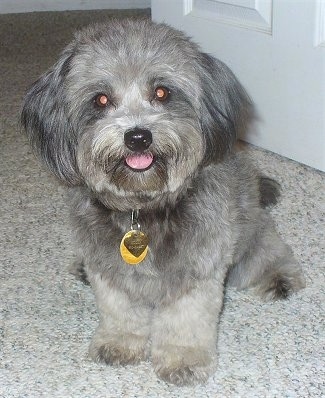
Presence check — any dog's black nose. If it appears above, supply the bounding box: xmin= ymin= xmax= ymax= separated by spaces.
xmin=124 ymin=128 xmax=152 ymax=152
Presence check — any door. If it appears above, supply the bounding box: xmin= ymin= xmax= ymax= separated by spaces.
xmin=151 ymin=0 xmax=325 ymax=171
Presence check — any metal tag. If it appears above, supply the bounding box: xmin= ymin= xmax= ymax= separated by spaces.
xmin=120 ymin=230 xmax=149 ymax=265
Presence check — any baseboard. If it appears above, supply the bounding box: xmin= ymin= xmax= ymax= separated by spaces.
xmin=0 ymin=0 xmax=151 ymax=14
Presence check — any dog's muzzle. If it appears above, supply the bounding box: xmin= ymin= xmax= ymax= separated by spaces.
xmin=124 ymin=128 xmax=154 ymax=171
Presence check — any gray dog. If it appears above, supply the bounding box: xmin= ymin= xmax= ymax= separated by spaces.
xmin=21 ymin=18 xmax=305 ymax=385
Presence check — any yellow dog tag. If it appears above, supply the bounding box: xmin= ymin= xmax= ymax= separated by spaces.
xmin=120 ymin=230 xmax=149 ymax=265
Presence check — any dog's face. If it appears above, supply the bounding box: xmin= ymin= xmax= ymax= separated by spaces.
xmin=22 ymin=19 xmax=251 ymax=209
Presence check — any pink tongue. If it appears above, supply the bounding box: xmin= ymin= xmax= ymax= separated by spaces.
xmin=125 ymin=153 xmax=154 ymax=170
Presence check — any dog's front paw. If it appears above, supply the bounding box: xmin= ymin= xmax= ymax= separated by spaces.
xmin=153 ymin=346 xmax=216 ymax=386
xmin=155 ymin=364 xmax=212 ymax=386
xmin=89 ymin=333 xmax=148 ymax=366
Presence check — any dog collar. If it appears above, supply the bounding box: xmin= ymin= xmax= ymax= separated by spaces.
xmin=120 ymin=209 xmax=149 ymax=265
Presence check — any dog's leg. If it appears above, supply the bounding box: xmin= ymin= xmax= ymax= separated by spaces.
xmin=228 ymin=216 xmax=305 ymax=300
xmin=89 ymin=274 xmax=151 ymax=366
xmin=151 ymin=279 xmax=223 ymax=386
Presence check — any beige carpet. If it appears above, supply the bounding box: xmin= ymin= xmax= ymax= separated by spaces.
xmin=1 ymin=9 xmax=324 ymax=398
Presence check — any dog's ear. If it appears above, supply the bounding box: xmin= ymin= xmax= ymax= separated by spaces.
xmin=198 ymin=53 xmax=253 ymax=164
xmin=21 ymin=48 xmax=81 ymax=185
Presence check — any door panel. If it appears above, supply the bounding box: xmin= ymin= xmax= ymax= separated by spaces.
xmin=152 ymin=0 xmax=325 ymax=171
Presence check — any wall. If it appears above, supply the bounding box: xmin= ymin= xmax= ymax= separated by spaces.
xmin=0 ymin=0 xmax=150 ymax=13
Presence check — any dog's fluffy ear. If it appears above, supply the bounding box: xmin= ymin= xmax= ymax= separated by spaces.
xmin=198 ymin=53 xmax=253 ymax=164
xmin=21 ymin=48 xmax=81 ymax=185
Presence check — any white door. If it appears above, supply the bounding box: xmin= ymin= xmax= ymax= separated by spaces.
xmin=151 ymin=0 xmax=325 ymax=171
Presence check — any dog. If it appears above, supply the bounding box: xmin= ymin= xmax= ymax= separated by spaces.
xmin=21 ymin=18 xmax=305 ymax=386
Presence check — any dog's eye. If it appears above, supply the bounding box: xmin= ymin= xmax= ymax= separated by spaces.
xmin=94 ymin=94 xmax=109 ymax=108
xmin=154 ymin=86 xmax=170 ymax=102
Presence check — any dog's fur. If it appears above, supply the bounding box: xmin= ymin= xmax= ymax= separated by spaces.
xmin=21 ymin=19 xmax=305 ymax=386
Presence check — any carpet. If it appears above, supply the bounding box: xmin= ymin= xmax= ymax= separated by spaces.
xmin=1 ymin=9 xmax=324 ymax=398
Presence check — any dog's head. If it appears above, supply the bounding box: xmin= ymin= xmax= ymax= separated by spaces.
xmin=22 ymin=19 xmax=252 ymax=209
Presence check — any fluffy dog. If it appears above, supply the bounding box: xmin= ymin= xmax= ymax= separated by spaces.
xmin=21 ymin=18 xmax=305 ymax=385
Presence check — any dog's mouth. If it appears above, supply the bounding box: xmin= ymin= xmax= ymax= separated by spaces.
xmin=124 ymin=152 xmax=155 ymax=172
xmin=97 ymin=150 xmax=168 ymax=193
